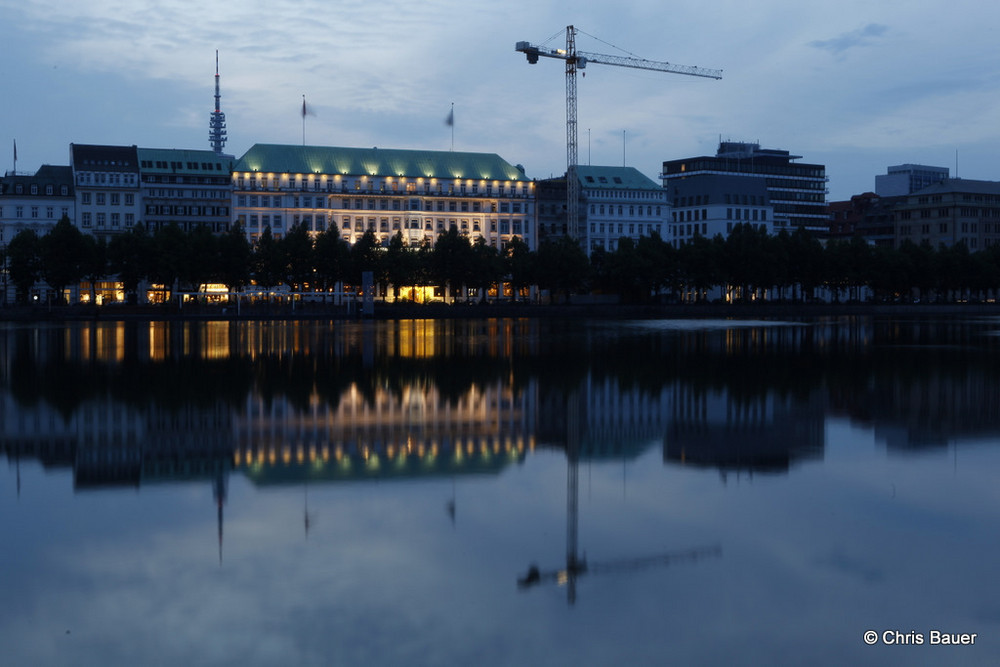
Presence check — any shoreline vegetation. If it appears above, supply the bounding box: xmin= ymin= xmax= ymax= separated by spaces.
xmin=1 ymin=300 xmax=999 ymax=322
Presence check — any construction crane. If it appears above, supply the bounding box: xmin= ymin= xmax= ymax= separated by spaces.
xmin=515 ymin=26 xmax=722 ymax=241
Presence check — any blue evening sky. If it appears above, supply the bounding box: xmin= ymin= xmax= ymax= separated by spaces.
xmin=1 ymin=0 xmax=998 ymax=200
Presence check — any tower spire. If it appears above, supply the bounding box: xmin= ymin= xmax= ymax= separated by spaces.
xmin=209 ymin=50 xmax=228 ymax=155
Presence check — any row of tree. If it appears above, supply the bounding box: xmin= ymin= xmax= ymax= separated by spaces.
xmin=3 ymin=218 xmax=1000 ymax=305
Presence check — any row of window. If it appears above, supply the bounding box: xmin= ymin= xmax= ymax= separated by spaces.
xmin=146 ymin=188 xmax=229 ymax=199
xmin=140 ymin=160 xmax=226 ymax=171
xmin=236 ymin=194 xmax=526 ymax=215
xmin=80 ymin=212 xmax=136 ymax=228
xmin=240 ymin=214 xmax=531 ymax=237
xmin=0 ymin=206 xmax=71 ymax=220
xmin=583 ymin=187 xmax=665 ymax=200
xmin=589 ymin=204 xmax=663 ymax=217
xmin=237 ymin=177 xmax=530 ymax=197
xmin=76 ymin=172 xmax=138 ymax=186
xmin=81 ymin=192 xmax=135 ymax=206
xmin=9 ymin=183 xmax=71 ymax=196
xmin=145 ymin=205 xmax=230 ymax=217
xmin=589 ymin=222 xmax=662 ymax=237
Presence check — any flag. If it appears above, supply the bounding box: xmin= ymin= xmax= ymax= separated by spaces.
xmin=301 ymin=96 xmax=315 ymax=118
xmin=445 ymin=107 xmax=454 ymax=127
xmin=13 ymin=139 xmax=16 ymax=162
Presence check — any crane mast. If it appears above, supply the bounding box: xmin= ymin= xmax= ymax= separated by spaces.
xmin=516 ymin=26 xmax=722 ymax=244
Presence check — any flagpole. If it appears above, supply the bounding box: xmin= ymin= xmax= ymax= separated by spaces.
xmin=450 ymin=102 xmax=454 ymax=151
xmin=302 ymin=95 xmax=306 ymax=146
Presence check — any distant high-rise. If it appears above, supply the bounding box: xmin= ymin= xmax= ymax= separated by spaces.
xmin=875 ymin=164 xmax=948 ymax=196
xmin=662 ymin=142 xmax=829 ymax=234
xmin=209 ymin=51 xmax=228 ymax=155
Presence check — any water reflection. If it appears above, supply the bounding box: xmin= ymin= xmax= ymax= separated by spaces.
xmin=4 ymin=317 xmax=1000 ymax=489
xmin=5 ymin=317 xmax=1000 ymax=664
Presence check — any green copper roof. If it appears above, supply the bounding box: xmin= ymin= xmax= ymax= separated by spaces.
xmin=235 ymin=143 xmax=529 ymax=181
xmin=576 ymin=166 xmax=661 ymax=190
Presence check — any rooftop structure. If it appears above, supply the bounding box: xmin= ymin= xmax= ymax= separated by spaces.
xmin=875 ymin=164 xmax=948 ymax=196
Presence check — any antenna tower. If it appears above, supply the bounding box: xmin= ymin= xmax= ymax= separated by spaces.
xmin=209 ymin=50 xmax=228 ymax=155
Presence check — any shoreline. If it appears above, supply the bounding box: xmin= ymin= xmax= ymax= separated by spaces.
xmin=1 ymin=301 xmax=999 ymax=322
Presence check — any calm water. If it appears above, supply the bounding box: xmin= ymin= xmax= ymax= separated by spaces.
xmin=2 ymin=316 xmax=999 ymax=666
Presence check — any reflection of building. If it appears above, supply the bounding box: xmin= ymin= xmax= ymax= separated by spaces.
xmin=664 ymin=386 xmax=825 ymax=476
xmin=233 ymin=379 xmax=535 ymax=484
xmin=537 ymin=376 xmax=670 ymax=460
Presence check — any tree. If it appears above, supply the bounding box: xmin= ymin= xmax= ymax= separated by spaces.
xmin=218 ymin=223 xmax=252 ymax=293
xmin=431 ymin=228 xmax=475 ymax=302
xmin=504 ymin=236 xmax=534 ymax=302
xmin=384 ymin=231 xmax=418 ymax=299
xmin=636 ymin=232 xmax=674 ymax=301
xmin=251 ymin=226 xmax=283 ymax=289
xmin=108 ymin=224 xmax=152 ymax=303
xmin=348 ymin=229 xmax=382 ymax=291
xmin=314 ymin=224 xmax=350 ymax=293
xmin=787 ymin=226 xmax=825 ymax=301
xmin=469 ymin=237 xmax=503 ymax=302
xmin=280 ymin=222 xmax=314 ymax=291
xmin=149 ymin=223 xmax=188 ymax=300
xmin=534 ymin=236 xmax=589 ymax=303
xmin=183 ymin=224 xmax=220 ymax=292
xmin=677 ymin=234 xmax=721 ymax=302
xmin=6 ymin=229 xmax=42 ymax=304
xmin=80 ymin=234 xmax=108 ymax=305
xmin=40 ymin=216 xmax=87 ymax=303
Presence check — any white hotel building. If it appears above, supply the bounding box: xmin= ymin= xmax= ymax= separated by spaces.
xmin=232 ymin=144 xmax=535 ymax=249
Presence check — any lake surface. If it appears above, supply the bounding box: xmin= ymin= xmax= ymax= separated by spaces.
xmin=2 ymin=316 xmax=999 ymax=666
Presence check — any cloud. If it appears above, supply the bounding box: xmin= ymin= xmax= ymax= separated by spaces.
xmin=810 ymin=23 xmax=889 ymax=55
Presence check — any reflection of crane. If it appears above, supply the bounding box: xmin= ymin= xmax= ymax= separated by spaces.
xmin=519 ymin=545 xmax=721 ymax=591
xmin=518 ymin=389 xmax=720 ymax=604
xmin=515 ymin=26 xmax=722 ymax=239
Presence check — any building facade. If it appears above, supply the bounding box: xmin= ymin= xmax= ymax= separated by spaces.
xmin=231 ymin=144 xmax=535 ymax=249
xmin=70 ymin=144 xmax=142 ymax=243
xmin=0 ymin=165 xmax=75 ymax=303
xmin=857 ymin=179 xmax=1000 ymax=251
xmin=662 ymin=142 xmax=828 ymax=234
xmin=665 ymin=173 xmax=773 ymax=247
xmin=827 ymin=192 xmax=881 ymax=241
xmin=0 ymin=165 xmax=74 ymax=246
xmin=138 ymin=148 xmax=234 ymax=234
xmin=536 ymin=166 xmax=668 ymax=255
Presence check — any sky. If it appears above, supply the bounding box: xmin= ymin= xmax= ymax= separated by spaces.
xmin=2 ymin=0 xmax=999 ymax=201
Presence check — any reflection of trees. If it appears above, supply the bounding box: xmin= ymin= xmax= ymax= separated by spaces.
xmin=4 ymin=319 xmax=1000 ymax=433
